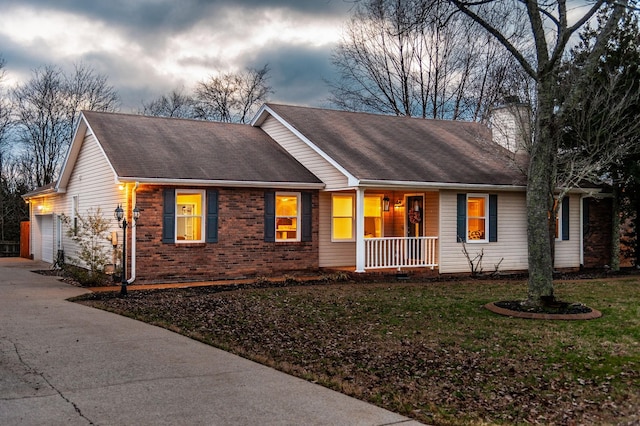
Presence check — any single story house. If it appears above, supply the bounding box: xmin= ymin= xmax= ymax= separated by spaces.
xmin=23 ymin=103 xmax=612 ymax=284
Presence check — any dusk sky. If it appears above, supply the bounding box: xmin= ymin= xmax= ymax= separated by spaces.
xmin=0 ymin=0 xmax=356 ymax=112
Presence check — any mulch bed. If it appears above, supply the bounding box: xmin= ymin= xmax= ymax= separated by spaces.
xmin=485 ymin=300 xmax=603 ymax=320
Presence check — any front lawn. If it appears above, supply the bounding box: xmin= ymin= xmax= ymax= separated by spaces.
xmin=75 ymin=277 xmax=639 ymax=425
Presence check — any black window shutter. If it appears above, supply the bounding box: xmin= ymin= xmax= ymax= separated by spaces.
xmin=162 ymin=189 xmax=175 ymax=243
xmin=456 ymin=194 xmax=466 ymax=243
xmin=582 ymin=198 xmax=590 ymax=236
xmin=301 ymin=192 xmax=312 ymax=242
xmin=264 ymin=191 xmax=275 ymax=242
xmin=206 ymin=189 xmax=219 ymax=243
xmin=562 ymin=196 xmax=570 ymax=240
xmin=489 ymin=194 xmax=498 ymax=242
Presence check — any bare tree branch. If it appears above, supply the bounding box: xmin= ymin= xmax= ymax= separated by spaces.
xmin=194 ymin=65 xmax=272 ymax=123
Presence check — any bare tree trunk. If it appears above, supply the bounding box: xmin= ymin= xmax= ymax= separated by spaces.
xmin=526 ymin=77 xmax=556 ymax=305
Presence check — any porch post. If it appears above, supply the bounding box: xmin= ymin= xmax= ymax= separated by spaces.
xmin=355 ymin=188 xmax=366 ymax=272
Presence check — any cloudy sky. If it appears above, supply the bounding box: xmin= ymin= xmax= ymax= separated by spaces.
xmin=0 ymin=0 xmax=356 ymax=112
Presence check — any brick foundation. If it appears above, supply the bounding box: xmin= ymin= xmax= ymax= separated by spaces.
xmin=132 ymin=186 xmax=319 ymax=283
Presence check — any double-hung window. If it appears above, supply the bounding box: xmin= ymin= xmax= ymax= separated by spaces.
xmin=276 ymin=193 xmax=300 ymax=241
xmin=163 ymin=189 xmax=218 ymax=244
xmin=176 ymin=190 xmax=204 ymax=242
xmin=456 ymin=193 xmax=497 ymax=243
xmin=264 ymin=191 xmax=311 ymax=242
xmin=72 ymin=195 xmax=79 ymax=236
xmin=364 ymin=195 xmax=382 ymax=238
xmin=552 ymin=197 xmax=570 ymax=241
xmin=331 ymin=194 xmax=382 ymax=241
xmin=332 ymin=194 xmax=354 ymax=241
xmin=467 ymin=195 xmax=488 ymax=242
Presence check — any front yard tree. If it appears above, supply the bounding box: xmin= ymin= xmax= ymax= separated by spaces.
xmin=12 ymin=64 xmax=119 ymax=188
xmin=417 ymin=0 xmax=632 ymax=306
xmin=330 ymin=0 xmax=530 ymax=120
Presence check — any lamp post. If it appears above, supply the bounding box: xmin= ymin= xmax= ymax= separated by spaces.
xmin=114 ymin=204 xmax=139 ymax=296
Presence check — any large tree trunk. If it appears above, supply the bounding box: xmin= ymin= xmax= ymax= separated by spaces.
xmin=525 ymin=77 xmax=556 ymax=306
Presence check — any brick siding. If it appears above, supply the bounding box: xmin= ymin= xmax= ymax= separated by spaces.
xmin=583 ymin=197 xmax=613 ymax=268
xmin=132 ymin=186 xmax=319 ymax=283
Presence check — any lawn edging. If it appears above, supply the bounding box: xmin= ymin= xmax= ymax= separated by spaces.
xmin=484 ymin=301 xmax=602 ymax=320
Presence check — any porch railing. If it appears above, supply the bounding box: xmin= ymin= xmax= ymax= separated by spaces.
xmin=365 ymin=237 xmax=438 ymax=270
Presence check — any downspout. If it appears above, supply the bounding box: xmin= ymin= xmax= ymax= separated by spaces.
xmin=127 ymin=182 xmax=139 ymax=284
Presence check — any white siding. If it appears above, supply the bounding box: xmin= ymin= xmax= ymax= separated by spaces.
xmin=439 ymin=190 xmax=529 ymax=274
xmin=319 ymin=191 xmax=355 ymax=267
xmin=61 ymin=133 xmax=121 ymax=268
xmin=439 ymin=191 xmax=582 ymax=274
xmin=29 ymin=132 xmax=122 ymax=267
xmin=554 ymin=194 xmax=581 ymax=268
xmin=260 ymin=116 xmax=349 ymax=189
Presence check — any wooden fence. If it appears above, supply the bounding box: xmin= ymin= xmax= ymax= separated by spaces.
xmin=0 ymin=241 xmax=20 ymax=257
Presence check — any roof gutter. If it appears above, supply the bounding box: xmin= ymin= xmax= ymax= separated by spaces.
xmin=355 ymin=179 xmax=528 ymax=191
xmin=22 ymin=187 xmax=65 ymax=201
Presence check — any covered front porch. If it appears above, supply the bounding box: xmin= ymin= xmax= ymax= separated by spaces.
xmin=321 ymin=189 xmax=439 ymax=272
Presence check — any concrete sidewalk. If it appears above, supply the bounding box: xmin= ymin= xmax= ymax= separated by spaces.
xmin=0 ymin=258 xmax=422 ymax=425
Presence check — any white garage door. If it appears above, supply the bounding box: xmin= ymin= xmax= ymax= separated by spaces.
xmin=40 ymin=215 xmax=54 ymax=263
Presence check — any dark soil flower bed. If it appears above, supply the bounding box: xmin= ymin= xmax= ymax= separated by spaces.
xmin=494 ymin=299 xmax=592 ymax=314
xmin=485 ymin=300 xmax=602 ymax=320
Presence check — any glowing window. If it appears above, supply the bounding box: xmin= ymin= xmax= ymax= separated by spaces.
xmin=332 ymin=194 xmax=354 ymax=241
xmin=467 ymin=195 xmax=487 ymax=241
xmin=176 ymin=191 xmax=204 ymax=242
xmin=276 ymin=193 xmax=299 ymax=241
xmin=364 ymin=196 xmax=382 ymax=238
xmin=550 ymin=199 xmax=561 ymax=240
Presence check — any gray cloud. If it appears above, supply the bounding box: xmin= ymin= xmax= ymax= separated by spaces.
xmin=247 ymin=43 xmax=339 ymax=107
xmin=1 ymin=0 xmax=353 ymax=111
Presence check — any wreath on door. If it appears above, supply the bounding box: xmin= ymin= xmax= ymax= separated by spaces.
xmin=409 ymin=210 xmax=421 ymax=224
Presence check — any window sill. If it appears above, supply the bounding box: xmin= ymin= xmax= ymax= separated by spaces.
xmin=174 ymin=242 xmax=207 ymax=248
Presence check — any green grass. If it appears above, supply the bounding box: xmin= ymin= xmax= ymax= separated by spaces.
xmin=76 ymin=277 xmax=640 ymax=425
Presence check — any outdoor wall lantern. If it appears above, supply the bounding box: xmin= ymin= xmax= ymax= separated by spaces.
xmin=383 ymin=196 xmax=390 ymax=212
xmin=114 ymin=204 xmax=140 ymax=296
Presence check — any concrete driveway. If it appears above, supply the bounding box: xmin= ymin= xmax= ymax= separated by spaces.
xmin=0 ymin=258 xmax=422 ymax=425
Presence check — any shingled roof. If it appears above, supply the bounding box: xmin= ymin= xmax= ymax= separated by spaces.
xmin=262 ymin=104 xmax=526 ymax=187
xmin=82 ymin=110 xmax=322 ymax=185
